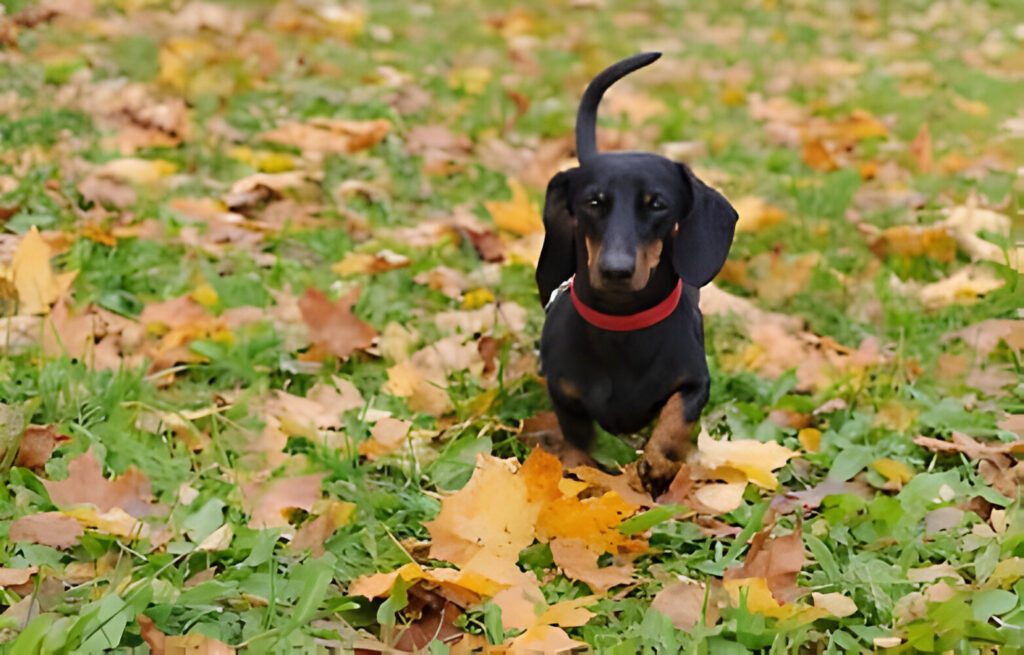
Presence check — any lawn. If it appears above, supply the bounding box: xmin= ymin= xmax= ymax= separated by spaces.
xmin=0 ymin=0 xmax=1022 ymax=652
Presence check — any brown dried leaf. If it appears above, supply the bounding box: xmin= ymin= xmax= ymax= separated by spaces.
xmin=241 ymin=473 xmax=326 ymax=529
xmin=298 ymin=287 xmax=377 ymax=361
xmin=9 ymin=512 xmax=84 ymax=549
xmin=652 ymin=581 xmax=715 ymax=630
xmin=723 ymin=527 xmax=806 ymax=604
xmin=259 ymin=118 xmax=390 ymax=154
xmin=549 ymin=537 xmax=633 ymax=593
xmin=42 ymin=449 xmax=156 ymax=517
xmin=15 ymin=424 xmax=70 ymax=470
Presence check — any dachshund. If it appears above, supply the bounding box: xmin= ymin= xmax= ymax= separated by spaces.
xmin=536 ymin=52 xmax=738 ymax=494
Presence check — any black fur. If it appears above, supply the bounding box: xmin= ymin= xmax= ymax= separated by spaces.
xmin=536 ymin=53 xmax=738 ymax=492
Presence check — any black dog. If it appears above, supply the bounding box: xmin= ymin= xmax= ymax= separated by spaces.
xmin=536 ymin=52 xmax=738 ymax=493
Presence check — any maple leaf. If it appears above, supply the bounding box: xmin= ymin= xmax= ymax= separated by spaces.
xmin=695 ymin=432 xmax=799 ymax=489
xmin=42 ymin=449 xmax=156 ymax=518
xmin=918 ymin=265 xmax=1005 ymax=309
xmin=298 ymin=287 xmax=377 ymax=361
xmin=259 ymin=118 xmax=390 ymax=154
xmin=358 ymin=417 xmax=412 ymax=461
xmin=549 ymin=537 xmax=634 ymax=593
xmin=10 ymin=226 xmax=76 ymax=315
xmin=484 ymin=179 xmax=544 ymax=236
xmin=241 ymin=473 xmax=326 ymax=529
xmin=0 ymin=567 xmax=37 ymax=588
xmin=652 ymin=580 xmax=719 ymax=630
xmin=492 ymin=582 xmax=595 ymax=653
xmin=723 ymin=526 xmax=805 ymax=604
xmin=15 ymin=424 xmax=70 ymax=470
xmin=732 ymin=195 xmax=786 ymax=233
xmin=331 ymin=250 xmax=410 ymax=276
xmin=424 ymin=453 xmax=540 ymax=586
xmin=8 ymin=512 xmax=84 ymax=549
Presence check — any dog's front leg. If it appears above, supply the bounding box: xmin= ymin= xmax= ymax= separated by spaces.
xmin=549 ymin=392 xmax=596 ymax=452
xmin=640 ymin=380 xmax=708 ymax=495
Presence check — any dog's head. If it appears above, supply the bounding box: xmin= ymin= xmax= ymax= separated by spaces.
xmin=536 ymin=53 xmax=738 ymax=303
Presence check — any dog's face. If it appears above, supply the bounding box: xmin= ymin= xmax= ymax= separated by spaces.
xmin=569 ymin=152 xmax=687 ymax=292
xmin=536 ymin=154 xmax=738 ymax=304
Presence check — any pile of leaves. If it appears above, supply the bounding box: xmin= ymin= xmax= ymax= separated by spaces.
xmin=0 ymin=0 xmax=1022 ymax=652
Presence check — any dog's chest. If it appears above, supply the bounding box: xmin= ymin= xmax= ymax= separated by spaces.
xmin=541 ymin=304 xmax=703 ymax=434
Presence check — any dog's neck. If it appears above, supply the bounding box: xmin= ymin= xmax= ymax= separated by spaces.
xmin=572 ymin=236 xmax=679 ymax=316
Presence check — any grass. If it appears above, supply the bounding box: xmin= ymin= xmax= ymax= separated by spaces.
xmin=0 ymin=0 xmax=1022 ymax=652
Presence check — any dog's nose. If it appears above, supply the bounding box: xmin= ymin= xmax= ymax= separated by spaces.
xmin=599 ymin=252 xmax=635 ymax=280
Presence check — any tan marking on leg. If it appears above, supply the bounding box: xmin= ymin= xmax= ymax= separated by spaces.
xmin=641 ymin=392 xmax=695 ymax=493
xmin=558 ymin=378 xmax=582 ymax=400
xmin=630 ymin=240 xmax=663 ymax=290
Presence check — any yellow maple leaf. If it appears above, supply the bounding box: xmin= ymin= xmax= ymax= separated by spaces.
xmin=696 ymin=432 xmax=799 ymax=489
xmin=11 ymin=227 xmax=75 ymax=315
xmin=64 ymin=506 xmax=149 ymax=539
xmin=724 ymin=577 xmax=830 ymax=623
xmin=798 ymin=428 xmax=822 ymax=453
xmin=424 ymin=453 xmax=541 ymax=585
xmin=732 ymin=196 xmax=786 ymax=233
xmin=873 ymin=458 xmax=914 ymax=487
xmin=485 ymin=179 xmax=544 ymax=236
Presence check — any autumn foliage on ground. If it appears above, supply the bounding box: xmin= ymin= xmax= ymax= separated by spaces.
xmin=0 ymin=0 xmax=1022 ymax=653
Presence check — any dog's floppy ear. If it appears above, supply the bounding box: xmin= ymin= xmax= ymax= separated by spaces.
xmin=672 ymin=163 xmax=737 ymax=287
xmin=536 ymin=169 xmax=577 ymax=305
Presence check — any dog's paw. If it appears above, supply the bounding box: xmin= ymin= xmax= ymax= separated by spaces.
xmin=637 ymin=455 xmax=680 ymax=499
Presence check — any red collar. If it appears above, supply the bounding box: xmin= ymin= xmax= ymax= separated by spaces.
xmin=569 ymin=275 xmax=683 ymax=331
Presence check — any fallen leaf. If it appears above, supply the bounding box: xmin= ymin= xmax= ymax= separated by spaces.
xmin=358 ymin=417 xmax=412 ymax=460
xmin=241 ymin=473 xmax=326 ymax=529
xmin=732 ymin=196 xmax=786 ymax=233
xmin=8 ymin=512 xmax=84 ymax=549
xmin=918 ymin=265 xmax=1005 ymax=310
xmin=940 ymin=205 xmax=1022 ymax=271
xmin=331 ymin=250 xmax=411 ymax=276
xmin=508 ymin=625 xmax=590 ymax=655
xmin=485 ymin=179 xmax=544 ymax=236
xmin=651 ymin=580 xmax=715 ymax=630
xmin=289 ymin=501 xmax=355 ymax=556
xmin=549 ymin=537 xmax=634 ymax=593
xmin=384 ymin=335 xmax=483 ymax=416
xmin=771 ymin=478 xmax=872 ymax=514
xmin=64 ymin=506 xmax=149 ymax=539
xmin=425 ymin=453 xmax=540 ymax=586
xmin=259 ymin=118 xmax=390 ymax=154
xmin=913 ymin=431 xmax=1024 ymax=460
xmin=869 ymin=225 xmax=957 ymax=262
xmin=298 ymin=287 xmax=377 ymax=361
xmin=11 ymin=226 xmax=71 ymax=315
xmin=872 ymin=458 xmax=914 ymax=488
xmin=695 ymin=432 xmax=799 ymax=489
xmin=811 ymin=592 xmax=858 ymax=617
xmin=42 ymin=449 xmax=156 ymax=517
xmin=197 ymin=523 xmax=233 ymax=551
xmin=15 ymin=424 xmax=70 ymax=469
xmin=723 ymin=526 xmax=806 ymax=604
xmin=910 ymin=123 xmax=932 ymax=173
xmin=0 ymin=567 xmax=37 ymax=587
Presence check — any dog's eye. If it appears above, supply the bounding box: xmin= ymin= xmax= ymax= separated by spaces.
xmin=646 ymin=195 xmax=667 ymax=211
xmin=586 ymin=193 xmax=606 ymax=207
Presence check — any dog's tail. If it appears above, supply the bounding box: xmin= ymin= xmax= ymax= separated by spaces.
xmin=575 ymin=51 xmax=661 ymax=164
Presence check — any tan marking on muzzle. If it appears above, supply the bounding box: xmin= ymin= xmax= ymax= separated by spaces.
xmin=586 ymin=237 xmax=604 ymax=288
xmin=629 ymin=240 xmax=664 ymax=290
xmin=641 ymin=392 xmax=695 ymax=492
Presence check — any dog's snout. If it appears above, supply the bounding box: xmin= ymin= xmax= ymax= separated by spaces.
xmin=599 ymin=251 xmax=636 ymax=280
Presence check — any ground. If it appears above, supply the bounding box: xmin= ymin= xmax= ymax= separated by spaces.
xmin=0 ymin=0 xmax=1022 ymax=653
